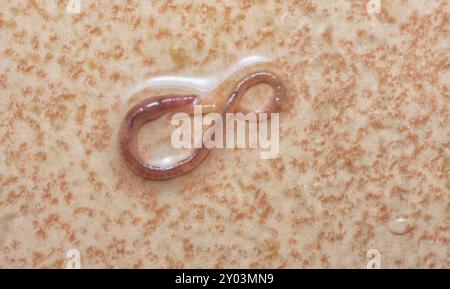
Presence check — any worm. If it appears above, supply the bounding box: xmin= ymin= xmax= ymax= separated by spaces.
xmin=118 ymin=71 xmax=285 ymax=180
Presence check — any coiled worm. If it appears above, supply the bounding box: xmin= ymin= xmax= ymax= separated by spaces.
xmin=118 ymin=71 xmax=285 ymax=180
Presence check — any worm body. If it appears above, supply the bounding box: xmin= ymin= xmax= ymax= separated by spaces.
xmin=118 ymin=71 xmax=285 ymax=180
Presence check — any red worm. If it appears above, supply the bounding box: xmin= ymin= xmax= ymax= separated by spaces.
xmin=118 ymin=71 xmax=285 ymax=180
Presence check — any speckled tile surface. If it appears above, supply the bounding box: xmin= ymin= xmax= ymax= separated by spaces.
xmin=0 ymin=0 xmax=449 ymax=268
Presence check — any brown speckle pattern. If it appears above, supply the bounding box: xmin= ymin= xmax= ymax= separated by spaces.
xmin=0 ymin=0 xmax=449 ymax=268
